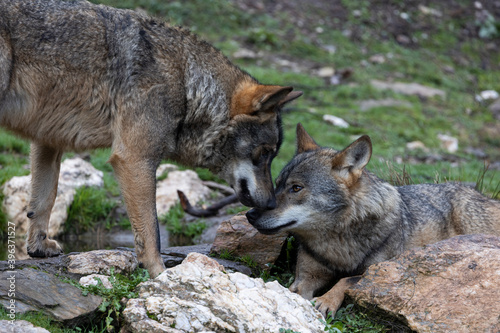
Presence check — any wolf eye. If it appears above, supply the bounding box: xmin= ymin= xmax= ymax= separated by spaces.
xmin=261 ymin=149 xmax=270 ymax=159
xmin=291 ymin=185 xmax=303 ymax=193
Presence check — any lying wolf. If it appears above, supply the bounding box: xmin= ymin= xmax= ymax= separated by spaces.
xmin=0 ymin=0 xmax=302 ymax=277
xmin=246 ymin=123 xmax=500 ymax=316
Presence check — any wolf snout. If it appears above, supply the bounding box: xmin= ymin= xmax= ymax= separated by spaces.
xmin=237 ymin=178 xmax=276 ymax=209
xmin=245 ymin=208 xmax=263 ymax=225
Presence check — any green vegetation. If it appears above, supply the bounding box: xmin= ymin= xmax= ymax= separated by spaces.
xmin=66 ymin=267 xmax=150 ymax=332
xmin=159 ymin=203 xmax=207 ymax=245
xmin=65 ymin=186 xmax=117 ymax=234
xmin=0 ymin=306 xmax=86 ymax=333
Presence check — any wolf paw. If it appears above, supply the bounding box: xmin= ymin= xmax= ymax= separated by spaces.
xmin=314 ymin=294 xmax=343 ymax=319
xmin=28 ymin=239 xmax=63 ymax=258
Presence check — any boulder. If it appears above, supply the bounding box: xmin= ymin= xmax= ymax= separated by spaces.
xmin=210 ymin=213 xmax=288 ymax=269
xmin=123 ymin=252 xmax=324 ymax=333
xmin=346 ymin=234 xmax=500 ymax=333
xmin=2 ymin=157 xmax=103 ymax=238
xmin=156 ymin=170 xmax=211 ymax=217
xmin=0 ymin=268 xmax=102 ymax=326
xmin=67 ymin=249 xmax=138 ymax=275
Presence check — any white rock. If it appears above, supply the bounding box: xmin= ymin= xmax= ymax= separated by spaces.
xmin=323 ymin=114 xmax=350 ymax=128
xmin=156 ymin=170 xmax=211 ymax=217
xmin=2 ymin=157 xmax=103 ymax=238
xmin=79 ymin=274 xmax=113 ymax=289
xmin=370 ymin=80 xmax=446 ymax=98
xmin=123 ymin=253 xmax=324 ymax=333
xmin=406 ymin=141 xmax=430 ymax=152
xmin=316 ymin=66 xmax=335 ymax=77
xmin=67 ymin=249 xmax=138 ymax=275
xmin=0 ymin=320 xmax=50 ymax=333
xmin=476 ymin=90 xmax=499 ymax=102
xmin=418 ymin=5 xmax=442 ymax=17
xmin=437 ymin=134 xmax=459 ymax=153
xmin=369 ymin=54 xmax=386 ymax=64
xmin=233 ymin=48 xmax=258 ymax=59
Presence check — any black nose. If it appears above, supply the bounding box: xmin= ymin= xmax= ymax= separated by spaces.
xmin=246 ymin=208 xmax=262 ymax=224
xmin=266 ymin=197 xmax=276 ymax=210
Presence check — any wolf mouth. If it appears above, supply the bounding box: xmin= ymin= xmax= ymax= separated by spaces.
xmin=257 ymin=220 xmax=296 ymax=234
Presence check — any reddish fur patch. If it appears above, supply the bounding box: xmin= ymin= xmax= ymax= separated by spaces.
xmin=230 ymin=81 xmax=290 ymax=118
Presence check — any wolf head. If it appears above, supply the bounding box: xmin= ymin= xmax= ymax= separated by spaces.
xmin=246 ymin=123 xmax=372 ymax=234
xmin=220 ymin=82 xmax=302 ymax=209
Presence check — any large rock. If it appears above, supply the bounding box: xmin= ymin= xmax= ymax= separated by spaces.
xmin=123 ymin=252 xmax=324 ymax=333
xmin=346 ymin=234 xmax=500 ymax=333
xmin=210 ymin=213 xmax=288 ymax=269
xmin=156 ymin=170 xmax=211 ymax=217
xmin=0 ymin=268 xmax=102 ymax=326
xmin=67 ymin=249 xmax=138 ymax=275
xmin=2 ymin=157 xmax=103 ymax=238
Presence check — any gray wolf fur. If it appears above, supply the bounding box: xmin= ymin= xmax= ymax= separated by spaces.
xmin=0 ymin=0 xmax=301 ymax=277
xmin=246 ymin=123 xmax=500 ymax=316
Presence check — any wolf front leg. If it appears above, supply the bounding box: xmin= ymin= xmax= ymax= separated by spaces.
xmin=314 ymin=276 xmax=361 ymax=318
xmin=109 ymin=151 xmax=165 ymax=278
xmin=289 ymin=245 xmax=334 ymax=300
xmin=27 ymin=143 xmax=64 ymax=257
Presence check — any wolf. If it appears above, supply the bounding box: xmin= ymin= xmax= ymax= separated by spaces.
xmin=246 ymin=123 xmax=500 ymax=317
xmin=0 ymin=0 xmax=302 ymax=278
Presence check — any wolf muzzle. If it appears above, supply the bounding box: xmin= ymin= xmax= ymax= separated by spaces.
xmin=245 ymin=208 xmax=263 ymax=225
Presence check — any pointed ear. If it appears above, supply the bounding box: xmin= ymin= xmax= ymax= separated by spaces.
xmin=279 ymin=90 xmax=303 ymax=106
xmin=230 ymin=82 xmax=300 ymax=118
xmin=331 ymin=135 xmax=372 ymax=184
xmin=296 ymin=123 xmax=320 ymax=154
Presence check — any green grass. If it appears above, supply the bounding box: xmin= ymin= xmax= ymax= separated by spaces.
xmin=65 ymin=186 xmax=117 ymax=234
xmin=0 ymin=307 xmax=85 ymax=333
xmin=66 ymin=267 xmax=150 ymax=331
xmin=158 ymin=203 xmax=207 ymax=244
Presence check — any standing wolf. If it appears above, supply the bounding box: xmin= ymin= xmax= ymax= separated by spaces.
xmin=0 ymin=0 xmax=302 ymax=277
xmin=246 ymin=124 xmax=500 ymax=316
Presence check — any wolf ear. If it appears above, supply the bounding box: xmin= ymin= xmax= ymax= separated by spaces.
xmin=230 ymin=83 xmax=302 ymax=118
xmin=331 ymin=135 xmax=372 ymax=184
xmin=296 ymin=123 xmax=320 ymax=154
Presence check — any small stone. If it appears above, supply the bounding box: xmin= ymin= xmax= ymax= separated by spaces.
xmin=233 ymin=48 xmax=258 ymax=59
xmin=79 ymin=274 xmax=113 ymax=289
xmin=323 ymin=114 xmax=350 ymax=128
xmin=369 ymin=54 xmax=385 ymax=64
xmin=316 ymin=66 xmax=335 ymax=78
xmin=406 ymin=141 xmax=429 ymax=152
xmin=437 ymin=134 xmax=458 ymax=153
